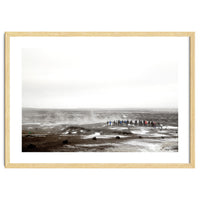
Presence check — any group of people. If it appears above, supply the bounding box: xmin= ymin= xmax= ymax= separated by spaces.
xmin=106 ymin=120 xmax=160 ymax=127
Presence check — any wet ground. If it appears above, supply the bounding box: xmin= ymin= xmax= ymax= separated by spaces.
xmin=22 ymin=123 xmax=178 ymax=152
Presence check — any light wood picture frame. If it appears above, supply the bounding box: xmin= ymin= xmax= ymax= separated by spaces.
xmin=5 ymin=32 xmax=195 ymax=168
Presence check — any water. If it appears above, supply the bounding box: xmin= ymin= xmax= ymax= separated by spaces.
xmin=22 ymin=108 xmax=178 ymax=126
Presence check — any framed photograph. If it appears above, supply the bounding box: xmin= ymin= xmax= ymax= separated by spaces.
xmin=5 ymin=32 xmax=195 ymax=168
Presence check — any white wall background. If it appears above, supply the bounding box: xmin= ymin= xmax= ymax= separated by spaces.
xmin=0 ymin=0 xmax=199 ymax=200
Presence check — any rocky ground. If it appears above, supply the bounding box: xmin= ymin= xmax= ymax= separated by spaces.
xmin=22 ymin=123 xmax=178 ymax=152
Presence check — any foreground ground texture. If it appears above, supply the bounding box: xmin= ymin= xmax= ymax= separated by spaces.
xmin=22 ymin=123 xmax=178 ymax=152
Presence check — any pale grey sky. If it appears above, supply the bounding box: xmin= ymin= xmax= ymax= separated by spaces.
xmin=22 ymin=37 xmax=183 ymax=109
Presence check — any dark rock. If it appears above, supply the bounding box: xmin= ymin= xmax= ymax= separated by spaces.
xmin=116 ymin=136 xmax=120 ymax=139
xmin=92 ymin=137 xmax=97 ymax=140
xmin=139 ymin=136 xmax=142 ymax=139
xmin=161 ymin=136 xmax=165 ymax=139
xmin=63 ymin=140 xmax=69 ymax=144
xmin=122 ymin=132 xmax=131 ymax=135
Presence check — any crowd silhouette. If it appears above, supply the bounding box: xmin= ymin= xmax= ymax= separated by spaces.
xmin=106 ymin=120 xmax=161 ymax=127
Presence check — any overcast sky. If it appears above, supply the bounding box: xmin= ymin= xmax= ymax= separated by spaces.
xmin=22 ymin=37 xmax=181 ymax=109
